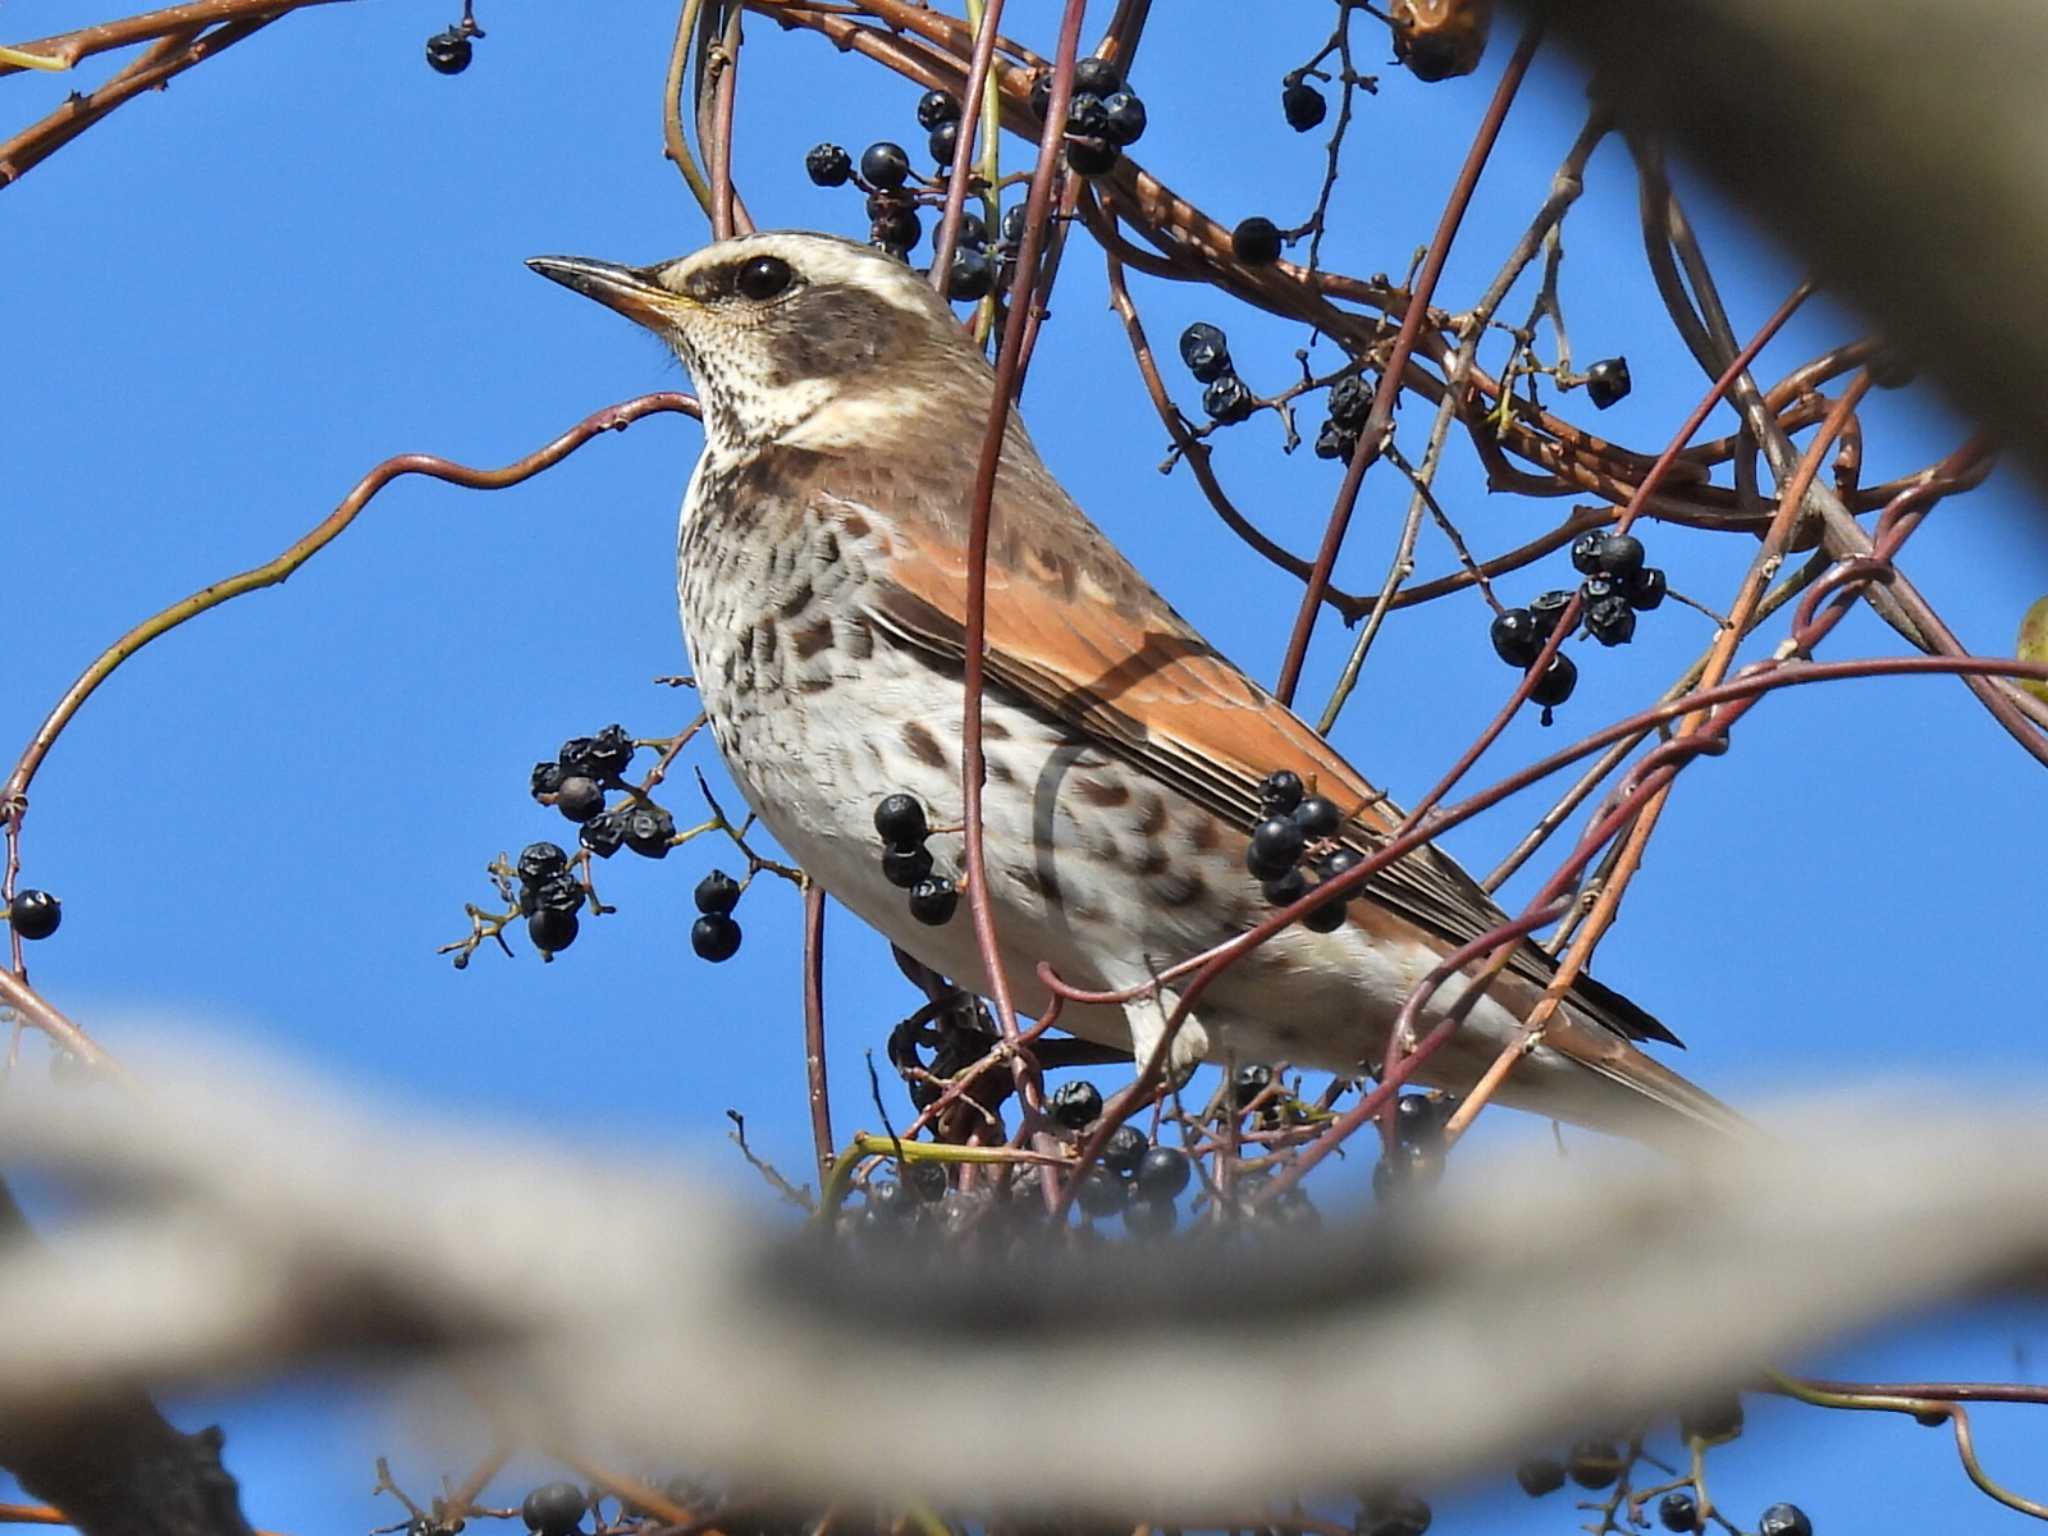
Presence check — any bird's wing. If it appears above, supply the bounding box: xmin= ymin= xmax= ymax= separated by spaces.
xmin=819 ymin=446 xmax=1678 ymax=1052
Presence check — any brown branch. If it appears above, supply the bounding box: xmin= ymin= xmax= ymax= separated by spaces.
xmin=0 ymin=0 xmax=342 ymax=76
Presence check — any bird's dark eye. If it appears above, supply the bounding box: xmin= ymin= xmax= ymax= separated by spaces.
xmin=734 ymin=255 xmax=794 ymax=301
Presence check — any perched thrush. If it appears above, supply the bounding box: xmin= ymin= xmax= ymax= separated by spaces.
xmin=530 ymin=232 xmax=1741 ymax=1144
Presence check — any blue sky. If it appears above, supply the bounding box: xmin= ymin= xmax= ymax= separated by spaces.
xmin=4 ymin=1 xmax=2046 ymax=1531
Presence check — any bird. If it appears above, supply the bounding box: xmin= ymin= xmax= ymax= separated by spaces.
xmin=528 ymin=230 xmax=1742 ymax=1147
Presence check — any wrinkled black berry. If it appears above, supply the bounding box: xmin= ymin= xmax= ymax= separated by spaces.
xmin=691 ymin=913 xmax=742 ymax=962
xmin=1202 ymin=372 xmax=1256 ymax=423
xmin=946 ymin=247 xmax=993 ymax=301
xmin=1075 ymin=1167 xmax=1127 ymax=1218
xmin=860 ymin=140 xmax=910 ymax=189
xmin=1245 ymin=815 xmax=1307 ymax=879
xmin=518 ymin=841 xmax=569 ymax=886
xmin=1282 ymin=76 xmax=1328 ymax=131
xmin=526 ymin=874 xmax=584 ymax=917
xmin=1627 ymin=566 xmax=1668 ymax=611
xmin=1585 ymin=595 xmax=1636 ymax=647
xmin=916 ymin=88 xmax=961 ymax=131
xmin=695 ymin=869 xmax=741 ymax=915
xmin=907 ymin=876 xmax=959 ymax=926
xmin=1490 ymin=607 xmax=1543 ymax=668
xmin=1133 ymin=1144 xmax=1192 ymax=1201
xmin=1658 ymin=1491 xmax=1699 ymax=1532
xmin=1101 ymin=90 xmax=1147 ymax=144
xmin=806 ymin=142 xmax=852 ymax=187
xmin=1314 ymin=421 xmax=1360 ymax=461
xmin=1515 ymin=1458 xmax=1565 ymax=1498
xmin=1065 ymin=135 xmax=1120 ymax=176
xmin=1259 ymin=769 xmax=1306 ymax=814
xmin=577 ymin=808 xmax=629 ymax=858
xmin=553 ymin=776 xmax=604 ymax=823
xmin=527 ymin=908 xmax=578 ymax=955
xmin=1179 ymin=322 xmax=1232 ymax=382
xmin=1065 ymin=91 xmax=1110 ymax=139
xmin=1585 ymin=357 xmax=1631 ymax=409
xmin=1049 ymin=1078 xmax=1104 ymax=1129
xmin=1527 ymin=588 xmax=1576 ymax=636
xmin=1327 ymin=374 xmax=1374 ymax=429
xmin=1570 ymin=529 xmax=1609 ymax=576
xmin=1231 ymin=216 xmax=1283 ymax=266
xmin=1232 ymin=1062 xmax=1274 ymax=1105
xmin=624 ymin=803 xmax=676 ymax=857
xmin=522 ymin=1482 xmax=587 ymax=1536
xmin=425 ymin=27 xmax=471 ymax=75
xmin=882 ymin=843 xmax=935 ymax=889
xmin=1757 ymin=1504 xmax=1810 ymax=1536
xmin=1293 ymin=795 xmax=1341 ymax=840
xmin=1566 ymin=1439 xmax=1621 ymax=1489
xmin=873 ymin=793 xmax=929 ymax=848
xmin=1580 ymin=572 xmax=1622 ymax=607
xmin=582 ymin=724 xmax=635 ymax=782
xmin=7 ymin=889 xmax=61 ymax=941
xmin=530 ymin=761 xmax=564 ymax=800
xmin=1102 ymin=1123 xmax=1147 ymax=1177
xmin=928 ymin=121 xmax=959 ymax=165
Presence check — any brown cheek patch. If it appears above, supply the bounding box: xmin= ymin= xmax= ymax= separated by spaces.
xmin=901 ymin=720 xmax=948 ymax=769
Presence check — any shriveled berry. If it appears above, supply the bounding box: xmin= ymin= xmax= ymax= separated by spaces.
xmin=553 ymin=776 xmax=604 ymax=823
xmin=518 ymin=841 xmax=569 ymax=886
xmin=527 ymin=874 xmax=584 ymax=917
xmin=1102 ymin=1123 xmax=1147 ymax=1177
xmin=7 ymin=889 xmax=61 ymax=941
xmin=694 ymin=869 xmax=741 ymax=915
xmin=1658 ymin=1491 xmax=1699 ymax=1532
xmin=860 ymin=140 xmax=911 ymax=189
xmin=1231 ymin=216 xmax=1282 ymax=266
xmin=1580 ymin=572 xmax=1622 ymax=607
xmin=1281 ymin=75 xmax=1328 ymax=131
xmin=1202 ymin=373 xmax=1256 ymax=423
xmin=805 ymin=142 xmax=853 ymax=187
xmin=1065 ymin=135 xmax=1119 ymax=176
xmin=530 ymin=760 xmax=564 ymax=800
xmin=1529 ymin=652 xmax=1578 ymax=713
xmin=928 ymin=120 xmax=959 ymax=165
xmin=1049 ymin=1078 xmax=1104 ymax=1129
xmin=1293 ymin=794 xmax=1341 ymax=840
xmin=1327 ymin=374 xmax=1374 ymax=429
xmin=527 ymin=908 xmax=578 ymax=955
xmin=522 ymin=1482 xmax=587 ymax=1536
xmin=873 ymin=793 xmax=929 ymax=848
xmin=1133 ymin=1143 xmax=1191 ymax=1201
xmin=1123 ymin=1194 xmax=1177 ymax=1236
xmin=870 ymin=205 xmax=921 ymax=254
xmin=1490 ymin=607 xmax=1543 ymax=668
xmin=1585 ymin=595 xmax=1637 ymax=647
xmin=1565 ymin=1439 xmax=1621 ymax=1489
xmin=1570 ymin=529 xmax=1609 ymax=576
xmin=578 ymin=808 xmax=628 ymax=858
xmin=1259 ymin=769 xmax=1306 ymax=814
xmin=1179 ymin=322 xmax=1231 ymax=382
xmin=916 ymin=88 xmax=961 ymax=130
xmin=624 ymin=803 xmax=676 ymax=857
xmin=1101 ymin=90 xmax=1147 ymax=145
xmin=907 ymin=876 xmax=959 ymax=926
xmin=1073 ymin=56 xmax=1122 ymax=97
xmin=1300 ymin=882 xmax=1347 ymax=933
xmin=1757 ymin=1504 xmax=1810 ymax=1536
xmin=1075 ymin=1167 xmax=1127 ymax=1218
xmin=583 ymin=723 xmax=635 ymax=782
xmin=946 ymin=247 xmax=993 ymax=301
xmin=425 ymin=27 xmax=471 ymax=75
xmin=1245 ymin=815 xmax=1307 ymax=879
xmin=691 ymin=913 xmax=742 ymax=962
xmin=905 ymin=1159 xmax=950 ymax=1202
xmin=1527 ymin=588 xmax=1576 ymax=636
xmin=1515 ymin=1458 xmax=1565 ymax=1498
xmin=1314 ymin=421 xmax=1359 ymax=461
xmin=882 ymin=843 xmax=935 ymax=889
xmin=1627 ymin=566 xmax=1668 ymax=611
xmin=1585 ymin=357 xmax=1631 ymax=409
xmin=1065 ymin=91 xmax=1110 ymax=139
xmin=1232 ymin=1062 xmax=1274 ymax=1104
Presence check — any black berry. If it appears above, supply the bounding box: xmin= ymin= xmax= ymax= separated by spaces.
xmin=860 ymin=140 xmax=911 ymax=189
xmin=1065 ymin=92 xmax=1110 ymax=139
xmin=695 ymin=870 xmax=741 ymax=915
xmin=1361 ymin=1494 xmax=1431 ymax=1536
xmin=517 ymin=841 xmax=569 ymax=886
xmin=1202 ymin=373 xmax=1256 ymax=423
xmin=1585 ymin=357 xmax=1632 ymax=409
xmin=1102 ymin=1123 xmax=1147 ymax=1177
xmin=1073 ymin=56 xmax=1122 ymax=97
xmin=554 ymin=776 xmax=604 ymax=823
xmin=530 ymin=761 xmax=564 ymax=800
xmin=928 ymin=121 xmax=959 ymax=165
xmin=1490 ymin=608 xmax=1543 ymax=668
xmin=1570 ymin=529 xmax=1609 ymax=576
xmin=1281 ymin=76 xmax=1327 ymax=131
xmin=916 ymin=88 xmax=961 ymax=130
xmin=870 ymin=204 xmax=921 ymax=254
xmin=1515 ymin=1458 xmax=1565 ymax=1498
xmin=1179 ymin=322 xmax=1232 ymax=382
xmin=1593 ymin=532 xmax=1645 ymax=578
xmin=1585 ymin=595 xmax=1637 ymax=647
xmin=946 ymin=247 xmax=993 ymax=301
xmin=1327 ymin=374 xmax=1374 ymax=429
xmin=1263 ymin=868 xmax=1308 ymax=906
xmin=624 ymin=803 xmax=676 ymax=857
xmin=1314 ymin=421 xmax=1360 ymax=461
xmin=425 ymin=27 xmax=471 ymax=75
xmin=1529 ymin=652 xmax=1578 ymax=713
xmin=865 ymin=1179 xmax=913 ymax=1220
xmin=1300 ymin=882 xmax=1347 ymax=933
xmin=905 ymin=1158 xmax=950 ymax=1202
xmin=1133 ymin=1144 xmax=1192 ymax=1201
xmin=882 ymin=843 xmax=935 ymax=889
xmin=525 ymin=874 xmax=584 ymax=917
xmin=1245 ymin=815 xmax=1307 ymax=879
xmin=999 ymin=205 xmax=1028 ymax=245
xmin=1627 ymin=566 xmax=1668 ymax=611
xmin=1101 ymin=90 xmax=1147 ymax=145
xmin=805 ymin=142 xmax=852 ymax=187
xmin=7 ymin=889 xmax=61 ymax=941
xmin=1258 ymin=769 xmax=1306 ymax=814
xmin=1123 ymin=1194 xmax=1177 ymax=1236
xmin=583 ymin=724 xmax=635 ymax=782
xmin=1565 ymin=1439 xmax=1621 ymax=1489
xmin=1323 ymin=846 xmax=1363 ymax=882
xmin=522 ymin=1482 xmax=587 ymax=1536
xmin=1371 ymin=1140 xmax=1442 ymax=1202
xmin=1231 ymin=216 xmax=1283 ymax=266
xmin=1293 ymin=794 xmax=1341 ymax=840
xmin=691 ymin=913 xmax=742 ymax=962
xmin=1658 ymin=1491 xmax=1699 ymax=1532
xmin=1395 ymin=1092 xmax=1444 ymax=1144
xmin=1075 ymin=1167 xmax=1127 ymax=1218
xmin=1869 ymin=343 xmax=1916 ymax=389
xmin=1757 ymin=1505 xmax=1810 ymax=1536
xmin=1527 ymin=588 xmax=1576 ymax=636
xmin=907 ymin=876 xmax=959 ymax=926
xmin=578 ymin=808 xmax=628 ymax=859
xmin=527 ymin=908 xmax=579 ymax=955
xmin=1065 ymin=136 xmax=1120 ymax=176
xmin=873 ymin=793 xmax=929 ymax=848
xmin=1232 ymin=1062 xmax=1274 ymax=1104
xmin=1049 ymin=1078 xmax=1104 ymax=1129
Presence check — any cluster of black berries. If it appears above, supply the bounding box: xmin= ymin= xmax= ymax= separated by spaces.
xmin=1486 ymin=535 xmax=1666 ymax=721
xmin=515 ymin=842 xmax=585 ymax=956
xmin=520 ymin=1482 xmax=587 ymax=1536
xmin=1315 ymin=374 xmax=1374 ymax=461
xmin=1244 ymin=771 xmax=1357 ymax=934
xmin=873 ymin=793 xmax=960 ymax=927
xmin=531 ymin=726 xmax=676 ymax=861
xmin=1028 ymin=56 xmax=1148 ymax=178
xmin=1044 ymin=1079 xmax=1190 ymax=1231
xmin=1281 ymin=71 xmax=1329 ymax=131
xmin=5 ymin=889 xmax=61 ymax=942
xmin=1582 ymin=355 xmax=1632 ymax=409
xmin=423 ymin=12 xmax=480 ymax=74
xmin=691 ymin=869 xmax=742 ymax=963
xmin=1178 ymin=321 xmax=1259 ymax=424
xmin=1356 ymin=1492 xmax=1433 ymax=1536
xmin=805 ymin=123 xmax=1019 ymax=297
xmin=1371 ymin=1090 xmax=1454 ymax=1202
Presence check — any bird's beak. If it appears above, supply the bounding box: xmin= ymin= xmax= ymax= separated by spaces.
xmin=526 ymin=255 xmax=690 ymax=333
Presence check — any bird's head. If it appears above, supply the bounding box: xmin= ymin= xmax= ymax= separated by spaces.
xmin=529 ymin=231 xmax=996 ymax=457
